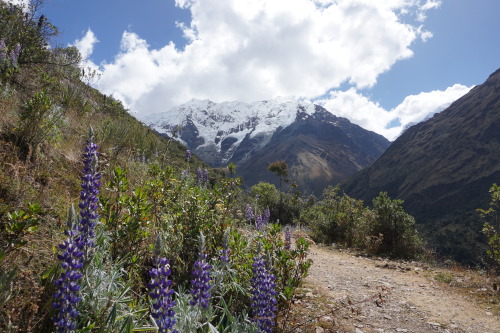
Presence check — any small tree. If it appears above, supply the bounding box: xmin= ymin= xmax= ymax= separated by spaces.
xmin=371 ymin=192 xmax=422 ymax=259
xmin=477 ymin=184 xmax=500 ymax=272
xmin=268 ymin=160 xmax=289 ymax=224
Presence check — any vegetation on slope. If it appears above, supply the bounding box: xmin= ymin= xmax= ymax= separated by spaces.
xmin=0 ymin=2 xmax=313 ymax=332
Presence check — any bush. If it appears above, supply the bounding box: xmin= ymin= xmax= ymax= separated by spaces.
xmin=371 ymin=192 xmax=422 ymax=258
xmin=477 ymin=183 xmax=500 ymax=272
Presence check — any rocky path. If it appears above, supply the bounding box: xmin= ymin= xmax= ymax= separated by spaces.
xmin=293 ymin=244 xmax=499 ymax=333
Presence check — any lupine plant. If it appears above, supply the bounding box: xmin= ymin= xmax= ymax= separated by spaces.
xmin=78 ymin=127 xmax=101 ymax=260
xmin=0 ymin=39 xmax=6 ymax=63
xmin=284 ymin=227 xmax=292 ymax=251
xmin=148 ymin=255 xmax=178 ymax=333
xmin=147 ymin=236 xmax=177 ymax=332
xmin=263 ymin=208 xmax=271 ymax=225
xmin=256 ymin=214 xmax=264 ymax=231
xmin=251 ymin=250 xmax=277 ymax=333
xmin=219 ymin=229 xmax=230 ymax=264
xmin=246 ymin=204 xmax=254 ymax=221
xmin=52 ymin=205 xmax=84 ymax=332
xmin=190 ymin=232 xmax=212 ymax=309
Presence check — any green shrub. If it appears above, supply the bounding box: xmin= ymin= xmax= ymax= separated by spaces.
xmin=303 ymin=187 xmax=366 ymax=248
xmin=477 ymin=183 xmax=500 ymax=272
xmin=371 ymin=192 xmax=422 ymax=258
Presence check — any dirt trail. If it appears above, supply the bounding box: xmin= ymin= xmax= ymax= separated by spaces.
xmin=300 ymin=244 xmax=499 ymax=333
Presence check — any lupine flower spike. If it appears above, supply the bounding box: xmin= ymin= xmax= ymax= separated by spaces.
xmin=0 ymin=40 xmax=6 ymax=63
xmin=219 ymin=229 xmax=230 ymax=264
xmin=147 ymin=236 xmax=178 ymax=333
xmin=251 ymin=246 xmax=277 ymax=333
xmin=284 ymin=227 xmax=292 ymax=251
xmin=185 ymin=149 xmax=191 ymax=162
xmin=78 ymin=127 xmax=101 ymax=260
xmin=256 ymin=215 xmax=264 ymax=231
xmin=53 ymin=205 xmax=84 ymax=333
xmin=202 ymin=168 xmax=208 ymax=185
xmin=196 ymin=167 xmax=203 ymax=185
xmin=263 ymin=208 xmax=271 ymax=225
xmin=10 ymin=43 xmax=20 ymax=66
xmin=246 ymin=204 xmax=254 ymax=222
xmin=190 ymin=232 xmax=212 ymax=308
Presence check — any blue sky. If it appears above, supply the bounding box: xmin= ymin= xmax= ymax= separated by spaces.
xmin=9 ymin=0 xmax=500 ymax=139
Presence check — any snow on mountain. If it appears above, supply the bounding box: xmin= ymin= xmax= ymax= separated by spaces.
xmin=140 ymin=97 xmax=319 ymax=166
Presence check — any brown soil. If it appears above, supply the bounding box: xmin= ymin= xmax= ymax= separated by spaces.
xmin=285 ymin=244 xmax=499 ymax=333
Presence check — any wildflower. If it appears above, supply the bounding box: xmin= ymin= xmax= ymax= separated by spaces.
xmin=190 ymin=233 xmax=211 ymax=308
xmin=251 ymin=253 xmax=277 ymax=333
xmin=219 ymin=229 xmax=230 ymax=263
xmin=53 ymin=206 xmax=84 ymax=333
xmin=10 ymin=43 xmax=20 ymax=66
xmin=0 ymin=40 xmax=6 ymax=63
xmin=202 ymin=168 xmax=208 ymax=185
xmin=78 ymin=127 xmax=101 ymax=259
xmin=256 ymin=215 xmax=264 ymax=231
xmin=284 ymin=227 xmax=292 ymax=251
xmin=263 ymin=208 xmax=271 ymax=225
xmin=196 ymin=167 xmax=203 ymax=184
xmin=185 ymin=149 xmax=192 ymax=162
xmin=246 ymin=204 xmax=254 ymax=221
xmin=148 ymin=257 xmax=178 ymax=333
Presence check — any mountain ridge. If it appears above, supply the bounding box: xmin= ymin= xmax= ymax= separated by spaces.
xmin=341 ymin=68 xmax=500 ymax=263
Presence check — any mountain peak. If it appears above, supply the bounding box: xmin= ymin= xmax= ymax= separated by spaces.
xmin=144 ymin=97 xmax=390 ymax=195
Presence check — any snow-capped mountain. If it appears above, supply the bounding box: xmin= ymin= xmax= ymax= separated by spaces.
xmin=142 ymin=97 xmax=320 ymax=166
xmin=142 ymin=98 xmax=391 ymax=195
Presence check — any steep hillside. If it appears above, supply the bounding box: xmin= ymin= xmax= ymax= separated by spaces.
xmin=342 ymin=68 xmax=500 ymax=263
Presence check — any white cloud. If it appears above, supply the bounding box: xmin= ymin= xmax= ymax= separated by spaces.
xmin=76 ymin=0 xmax=441 ymax=118
xmin=71 ymin=28 xmax=98 ymax=61
xmin=1 ymin=0 xmax=31 ymax=12
xmin=316 ymin=84 xmax=473 ymax=140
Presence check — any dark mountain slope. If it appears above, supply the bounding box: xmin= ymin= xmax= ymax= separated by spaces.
xmin=342 ymin=69 xmax=500 ymax=263
xmin=237 ymin=106 xmax=390 ymax=196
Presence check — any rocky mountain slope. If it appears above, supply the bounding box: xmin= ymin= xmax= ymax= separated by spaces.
xmin=341 ymin=68 xmax=500 ymax=263
xmin=142 ymin=98 xmax=390 ymax=195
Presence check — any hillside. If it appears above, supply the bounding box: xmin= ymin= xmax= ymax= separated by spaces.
xmin=341 ymin=68 xmax=500 ymax=263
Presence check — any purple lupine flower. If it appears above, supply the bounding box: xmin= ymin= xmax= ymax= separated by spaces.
xmin=53 ymin=206 xmax=84 ymax=333
xmin=219 ymin=229 xmax=230 ymax=263
xmin=245 ymin=204 xmax=254 ymax=221
xmin=262 ymin=208 xmax=271 ymax=225
xmin=284 ymin=227 xmax=292 ymax=251
xmin=0 ymin=40 xmax=6 ymax=62
xmin=251 ymin=253 xmax=277 ymax=333
xmin=10 ymin=43 xmax=20 ymax=66
xmin=256 ymin=215 xmax=264 ymax=231
xmin=77 ymin=128 xmax=101 ymax=259
xmin=185 ymin=150 xmax=191 ymax=162
xmin=190 ymin=233 xmax=211 ymax=308
xmin=202 ymin=168 xmax=208 ymax=185
xmin=148 ymin=257 xmax=178 ymax=333
xmin=196 ymin=167 xmax=203 ymax=185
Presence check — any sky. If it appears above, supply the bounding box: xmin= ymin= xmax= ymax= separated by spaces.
xmin=6 ymin=0 xmax=500 ymax=140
